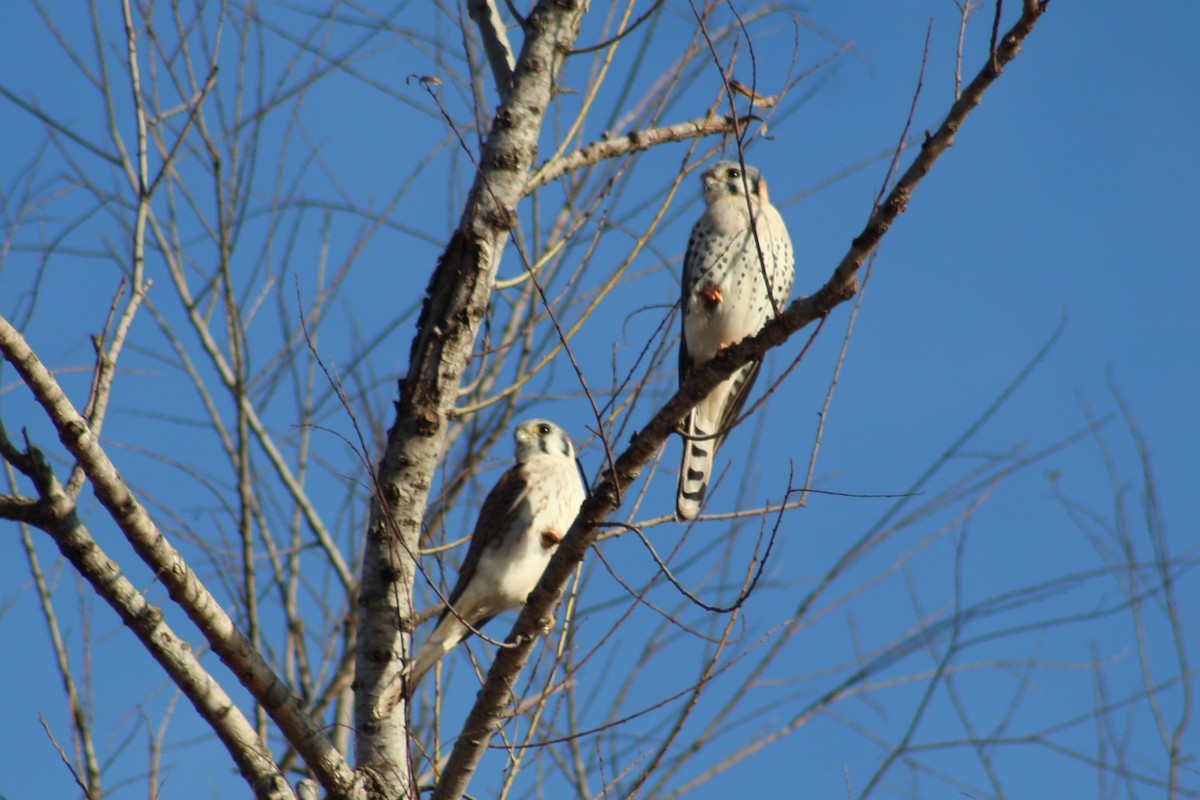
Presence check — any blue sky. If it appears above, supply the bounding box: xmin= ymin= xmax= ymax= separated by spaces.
xmin=1 ymin=1 xmax=1196 ymax=798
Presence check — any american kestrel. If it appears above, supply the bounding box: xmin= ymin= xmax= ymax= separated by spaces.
xmin=375 ymin=419 xmax=585 ymax=715
xmin=676 ymin=160 xmax=794 ymax=520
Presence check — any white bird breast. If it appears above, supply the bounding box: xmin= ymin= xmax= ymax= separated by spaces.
xmin=484 ymin=450 xmax=585 ymax=609
xmin=685 ymin=208 xmax=792 ymax=363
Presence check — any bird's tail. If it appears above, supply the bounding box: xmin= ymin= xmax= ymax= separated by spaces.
xmin=374 ymin=613 xmax=466 ymax=717
xmin=675 ymin=363 xmax=760 ymax=521
xmin=676 ymin=400 xmax=719 ymax=520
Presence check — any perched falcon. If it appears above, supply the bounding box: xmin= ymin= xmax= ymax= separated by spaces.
xmin=676 ymin=160 xmax=794 ymax=521
xmin=375 ymin=419 xmax=585 ymax=715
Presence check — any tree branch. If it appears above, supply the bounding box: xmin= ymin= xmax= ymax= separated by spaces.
xmin=352 ymin=0 xmax=590 ymax=791
xmin=526 ymin=113 xmax=739 ymax=192
xmin=0 ymin=428 xmax=297 ymax=799
xmin=0 ymin=315 xmax=360 ymax=799
xmin=432 ymin=3 xmax=1049 ymax=796
xmin=468 ymin=0 xmax=516 ymax=103
xmin=0 ymin=494 xmax=43 ymax=525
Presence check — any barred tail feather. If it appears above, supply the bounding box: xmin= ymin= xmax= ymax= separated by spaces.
xmin=675 ymin=363 xmax=761 ymax=521
xmin=375 ymin=613 xmax=466 ymax=716
xmin=408 ymin=613 xmax=467 ymax=690
xmin=676 ymin=405 xmax=717 ymax=520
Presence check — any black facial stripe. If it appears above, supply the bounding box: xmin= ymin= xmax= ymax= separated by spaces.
xmin=532 ymin=428 xmax=572 ymax=459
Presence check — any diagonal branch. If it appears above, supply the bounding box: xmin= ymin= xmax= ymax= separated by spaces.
xmin=432 ymin=3 xmax=1049 ymax=796
xmin=0 ymin=316 xmax=359 ymax=799
xmin=2 ymin=431 xmax=296 ymax=800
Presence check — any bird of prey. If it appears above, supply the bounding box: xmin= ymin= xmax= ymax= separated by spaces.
xmin=375 ymin=419 xmax=585 ymax=715
xmin=676 ymin=160 xmax=795 ymax=520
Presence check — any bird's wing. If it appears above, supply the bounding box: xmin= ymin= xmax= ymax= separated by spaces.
xmin=440 ymin=463 xmax=529 ymax=616
xmin=678 ymin=219 xmax=710 ymax=387
xmin=711 ymin=360 xmax=761 ymax=454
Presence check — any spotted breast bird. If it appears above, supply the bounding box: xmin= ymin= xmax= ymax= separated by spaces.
xmin=375 ymin=419 xmax=585 ymax=715
xmin=676 ymin=160 xmax=795 ymax=521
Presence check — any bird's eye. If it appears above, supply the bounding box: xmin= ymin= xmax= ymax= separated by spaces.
xmin=728 ymin=168 xmax=741 ymax=179
xmin=538 ymin=423 xmax=551 ymax=435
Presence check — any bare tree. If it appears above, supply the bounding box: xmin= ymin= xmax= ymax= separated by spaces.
xmin=0 ymin=1 xmax=1192 ymax=799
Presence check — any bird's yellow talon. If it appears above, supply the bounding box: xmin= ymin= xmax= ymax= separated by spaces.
xmin=700 ymin=285 xmax=723 ymax=309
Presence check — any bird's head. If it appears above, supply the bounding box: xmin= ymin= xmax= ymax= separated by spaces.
xmin=701 ymin=160 xmax=768 ymax=206
xmin=513 ymin=419 xmax=575 ymax=462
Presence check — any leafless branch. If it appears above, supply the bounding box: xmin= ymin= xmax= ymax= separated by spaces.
xmin=528 ymin=114 xmax=739 ymax=193
xmin=432 ymin=4 xmax=1050 ymax=794
xmin=0 ymin=315 xmax=357 ymax=798
xmin=467 ymin=0 xmax=516 ymax=102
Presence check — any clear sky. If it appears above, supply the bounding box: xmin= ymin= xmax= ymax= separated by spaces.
xmin=1 ymin=1 xmax=1196 ymax=798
